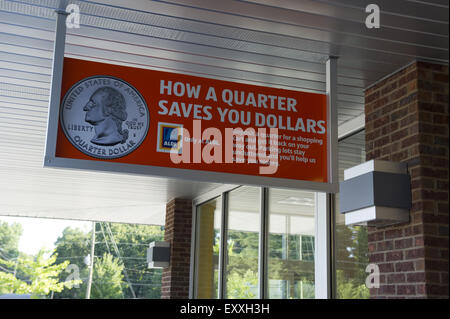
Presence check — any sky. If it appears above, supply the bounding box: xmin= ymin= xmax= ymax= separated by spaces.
xmin=0 ymin=216 xmax=92 ymax=256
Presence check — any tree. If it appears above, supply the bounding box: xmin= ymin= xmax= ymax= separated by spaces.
xmin=226 ymin=269 xmax=258 ymax=299
xmin=53 ymin=223 xmax=165 ymax=299
xmin=0 ymin=221 xmax=22 ymax=263
xmin=91 ymin=253 xmax=125 ymax=299
xmin=219 ymin=236 xmax=259 ymax=298
xmin=335 ymin=224 xmax=369 ymax=299
xmin=336 ymin=270 xmax=369 ymax=299
xmin=93 ymin=222 xmax=164 ymax=299
xmin=0 ymin=221 xmax=23 ymax=294
xmin=54 ymin=227 xmax=91 ymax=260
xmin=0 ymin=249 xmax=81 ymax=298
xmin=52 ymin=227 xmax=91 ymax=299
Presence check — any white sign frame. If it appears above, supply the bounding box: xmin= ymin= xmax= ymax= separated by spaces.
xmin=44 ymin=10 xmax=339 ymax=194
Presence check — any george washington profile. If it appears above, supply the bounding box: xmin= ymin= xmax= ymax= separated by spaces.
xmin=83 ymin=87 xmax=129 ymax=146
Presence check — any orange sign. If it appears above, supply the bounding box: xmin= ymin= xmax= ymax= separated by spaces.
xmin=55 ymin=58 xmax=328 ymax=183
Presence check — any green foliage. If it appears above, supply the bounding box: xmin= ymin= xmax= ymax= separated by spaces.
xmin=53 ymin=223 xmax=165 ymax=299
xmin=298 ymin=280 xmax=315 ymax=299
xmin=336 ymin=270 xmax=369 ymax=299
xmin=0 ymin=221 xmax=22 ymax=260
xmin=93 ymin=223 xmax=164 ymax=299
xmin=223 ymin=231 xmax=316 ymax=299
xmin=214 ymin=234 xmax=259 ymax=299
xmin=91 ymin=253 xmax=125 ymax=299
xmin=226 ymin=269 xmax=258 ymax=299
xmin=0 ymin=221 xmax=23 ymax=295
xmin=52 ymin=227 xmax=90 ymax=299
xmin=54 ymin=227 xmax=91 ymax=260
xmin=335 ymin=224 xmax=369 ymax=299
xmin=0 ymin=249 xmax=81 ymax=298
xmin=1 ymin=220 xmax=165 ymax=299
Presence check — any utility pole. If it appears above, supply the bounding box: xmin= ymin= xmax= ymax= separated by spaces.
xmin=86 ymin=221 xmax=95 ymax=299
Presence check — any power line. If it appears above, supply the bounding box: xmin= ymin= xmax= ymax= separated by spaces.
xmin=104 ymin=223 xmax=136 ymax=299
xmin=53 ymin=240 xmax=154 ymax=246
xmin=54 ymin=239 xmax=153 ymax=245
xmin=117 ymin=282 xmax=161 ymax=287
xmin=0 ymin=264 xmax=15 ymax=273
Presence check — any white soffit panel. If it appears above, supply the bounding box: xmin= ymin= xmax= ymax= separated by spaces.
xmin=0 ymin=0 xmax=448 ymax=223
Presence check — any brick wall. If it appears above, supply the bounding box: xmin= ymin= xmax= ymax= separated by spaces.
xmin=365 ymin=61 xmax=449 ymax=298
xmin=161 ymin=198 xmax=193 ymax=299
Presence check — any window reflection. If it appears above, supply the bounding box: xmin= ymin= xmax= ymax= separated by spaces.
xmin=196 ymin=197 xmax=222 ymax=299
xmin=226 ymin=186 xmax=260 ymax=299
xmin=268 ymin=189 xmax=315 ymax=299
xmin=335 ymin=130 xmax=369 ymax=299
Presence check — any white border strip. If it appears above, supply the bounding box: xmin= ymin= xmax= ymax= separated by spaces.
xmin=45 ymin=156 xmax=338 ymax=193
xmin=338 ymin=114 xmax=365 ymax=140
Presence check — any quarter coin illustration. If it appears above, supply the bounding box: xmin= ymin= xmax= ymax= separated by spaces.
xmin=60 ymin=76 xmax=149 ymax=159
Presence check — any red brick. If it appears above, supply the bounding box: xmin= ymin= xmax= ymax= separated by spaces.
xmin=416 ymin=284 xmax=427 ymax=295
xmin=405 ymin=248 xmax=425 ymax=260
xmin=395 ymin=261 xmax=415 ymax=272
xmin=385 ymin=229 xmax=403 ymax=239
xmin=397 ymin=285 xmax=416 ymax=295
xmin=428 ymin=284 xmax=448 ymax=296
xmin=370 ymin=252 xmax=385 ymax=263
xmin=440 ymin=272 xmax=449 ymax=284
xmin=407 ymin=272 xmax=426 ymax=283
xmin=390 ymin=87 xmax=408 ymax=101
xmin=363 ymin=61 xmax=448 ymax=299
xmin=415 ymin=236 xmax=425 ymax=247
xmin=377 ymin=240 xmax=393 ymax=251
xmin=378 ymin=263 xmax=395 ymax=273
xmin=426 ymin=271 xmax=441 ymax=284
xmin=426 ymin=260 xmax=449 ymax=271
xmin=415 ymin=259 xmax=426 ymax=271
xmin=368 ymin=231 xmax=384 ymax=242
xmin=162 ymin=198 xmax=192 ymax=299
xmin=386 ymin=251 xmax=403 ymax=261
xmin=387 ymin=273 xmax=406 ymax=283
xmin=379 ymin=285 xmax=396 ymax=295
xmin=433 ymin=73 xmax=449 ymax=83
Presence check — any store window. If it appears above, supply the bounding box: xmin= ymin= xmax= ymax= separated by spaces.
xmin=268 ymin=189 xmax=316 ymax=299
xmin=194 ymin=130 xmax=367 ymax=300
xmin=335 ymin=130 xmax=369 ymax=298
xmin=194 ymin=185 xmax=319 ymax=299
xmin=226 ymin=186 xmax=260 ymax=299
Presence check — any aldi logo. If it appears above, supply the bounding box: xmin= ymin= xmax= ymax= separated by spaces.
xmin=157 ymin=122 xmax=183 ymax=153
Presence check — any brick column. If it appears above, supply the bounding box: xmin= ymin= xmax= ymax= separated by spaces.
xmin=365 ymin=61 xmax=448 ymax=298
xmin=161 ymin=198 xmax=193 ymax=299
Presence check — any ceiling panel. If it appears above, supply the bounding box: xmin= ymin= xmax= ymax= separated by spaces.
xmin=0 ymin=0 xmax=447 ymax=224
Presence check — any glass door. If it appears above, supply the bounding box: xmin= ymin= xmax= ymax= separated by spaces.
xmin=225 ymin=186 xmax=260 ymax=299
xmin=268 ymin=188 xmax=316 ymax=299
xmin=194 ymin=186 xmax=320 ymax=299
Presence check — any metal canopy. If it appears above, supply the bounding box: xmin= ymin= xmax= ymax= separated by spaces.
xmin=0 ymin=0 xmax=448 ymax=224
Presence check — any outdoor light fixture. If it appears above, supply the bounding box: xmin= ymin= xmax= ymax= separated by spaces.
xmin=340 ymin=160 xmax=411 ymax=227
xmin=147 ymin=241 xmax=170 ymax=269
